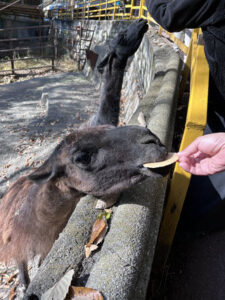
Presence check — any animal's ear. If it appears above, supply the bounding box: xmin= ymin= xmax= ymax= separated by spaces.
xmin=97 ymin=53 xmax=111 ymax=73
xmin=28 ymin=159 xmax=64 ymax=184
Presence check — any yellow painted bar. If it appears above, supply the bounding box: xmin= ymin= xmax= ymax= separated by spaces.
xmin=70 ymin=0 xmax=165 ymax=29
xmin=99 ymin=0 xmax=102 ymax=20
xmin=152 ymin=41 xmax=209 ymax=278
xmin=130 ymin=5 xmax=141 ymax=9
xmin=138 ymin=0 xmax=144 ymax=18
xmin=130 ymin=0 xmax=134 ymax=19
xmin=157 ymin=27 xmax=189 ymax=54
xmin=167 ymin=32 xmax=188 ymax=54
xmin=179 ymin=38 xmax=192 ymax=99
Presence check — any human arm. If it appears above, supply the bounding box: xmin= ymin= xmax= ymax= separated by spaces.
xmin=145 ymin=0 xmax=216 ymax=32
xmin=178 ymin=133 xmax=225 ymax=175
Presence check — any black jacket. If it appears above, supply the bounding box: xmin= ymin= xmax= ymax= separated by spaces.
xmin=145 ymin=0 xmax=224 ymax=32
xmin=146 ymin=0 xmax=225 ymax=124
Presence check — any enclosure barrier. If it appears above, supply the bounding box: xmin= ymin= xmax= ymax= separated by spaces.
xmin=0 ymin=24 xmax=57 ymax=75
xmin=0 ymin=0 xmax=43 ymax=19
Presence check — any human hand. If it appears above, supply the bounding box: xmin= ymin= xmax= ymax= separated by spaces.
xmin=178 ymin=133 xmax=225 ymax=175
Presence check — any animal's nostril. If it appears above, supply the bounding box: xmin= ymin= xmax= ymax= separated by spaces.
xmin=162 ymin=146 xmax=168 ymax=158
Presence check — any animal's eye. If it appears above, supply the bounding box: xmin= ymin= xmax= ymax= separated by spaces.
xmin=140 ymin=136 xmax=157 ymax=144
xmin=75 ymin=152 xmax=92 ymax=165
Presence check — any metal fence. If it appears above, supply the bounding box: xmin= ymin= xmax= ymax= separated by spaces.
xmin=0 ymin=23 xmax=57 ymax=75
xmin=46 ymin=0 xmax=188 ymax=55
xmin=47 ymin=0 xmax=152 ymax=21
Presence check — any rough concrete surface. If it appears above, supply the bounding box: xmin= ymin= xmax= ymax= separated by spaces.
xmin=86 ymin=177 xmax=168 ymax=300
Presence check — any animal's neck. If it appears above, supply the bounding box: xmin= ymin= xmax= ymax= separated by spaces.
xmin=55 ymin=177 xmax=79 ymax=195
xmin=94 ymin=56 xmax=125 ymax=126
xmin=54 ymin=176 xmax=85 ymax=204
xmin=35 ymin=178 xmax=83 ymax=225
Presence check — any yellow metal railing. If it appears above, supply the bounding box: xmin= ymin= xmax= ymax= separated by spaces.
xmin=54 ymin=0 xmax=188 ymax=54
xmin=48 ymin=0 xmax=209 ymax=286
xmin=152 ymin=28 xmax=209 ymax=285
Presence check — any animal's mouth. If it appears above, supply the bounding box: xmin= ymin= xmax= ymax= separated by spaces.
xmin=138 ymin=19 xmax=149 ymax=34
xmin=139 ymin=164 xmax=171 ymax=178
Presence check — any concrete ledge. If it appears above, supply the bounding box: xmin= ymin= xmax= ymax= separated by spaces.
xmin=25 ymin=26 xmax=181 ymax=299
xmin=86 ymin=178 xmax=168 ymax=300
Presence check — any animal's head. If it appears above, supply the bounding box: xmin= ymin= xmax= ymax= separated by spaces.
xmin=29 ymin=125 xmax=167 ymax=197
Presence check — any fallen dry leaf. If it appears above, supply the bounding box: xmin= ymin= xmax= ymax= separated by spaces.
xmin=3 ymin=164 xmax=12 ymax=169
xmin=6 ymin=270 xmax=18 ymax=283
xmin=84 ymin=244 xmax=98 ymax=258
xmin=41 ymin=269 xmax=74 ymax=300
xmin=66 ymin=286 xmax=103 ymax=300
xmin=143 ymin=152 xmax=178 ymax=168
xmin=85 ymin=213 xmax=110 ymax=258
xmin=9 ymin=286 xmax=16 ymax=300
xmin=87 ymin=218 xmax=107 ymax=247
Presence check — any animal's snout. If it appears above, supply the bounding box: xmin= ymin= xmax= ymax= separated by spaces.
xmin=140 ymin=129 xmax=168 ymax=161
xmin=159 ymin=145 xmax=168 ymax=160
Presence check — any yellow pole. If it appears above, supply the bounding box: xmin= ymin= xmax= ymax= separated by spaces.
xmin=152 ymin=36 xmax=209 ymax=290
xmin=99 ymin=0 xmax=102 ymax=20
xmin=139 ymin=0 xmax=144 ymax=18
xmin=130 ymin=0 xmax=134 ymax=19
xmin=113 ymin=0 xmax=116 ymax=20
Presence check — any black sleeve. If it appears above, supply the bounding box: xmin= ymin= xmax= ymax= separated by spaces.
xmin=145 ymin=0 xmax=217 ymax=32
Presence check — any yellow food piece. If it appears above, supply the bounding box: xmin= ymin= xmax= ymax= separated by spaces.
xmin=143 ymin=153 xmax=178 ymax=168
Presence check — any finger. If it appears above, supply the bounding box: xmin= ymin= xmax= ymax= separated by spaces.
xmin=178 ymin=156 xmax=194 ymax=172
xmin=178 ymin=140 xmax=200 ymax=157
xmin=179 ymin=162 xmax=209 ymax=175
xmin=178 ymin=155 xmax=196 ymax=166
xmin=178 ymin=161 xmax=192 ymax=173
xmin=185 ymin=158 xmax=214 ymax=176
xmin=178 ymin=156 xmax=206 ymax=175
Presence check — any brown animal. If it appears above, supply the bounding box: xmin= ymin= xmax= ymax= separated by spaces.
xmin=0 ymin=19 xmax=167 ymax=287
